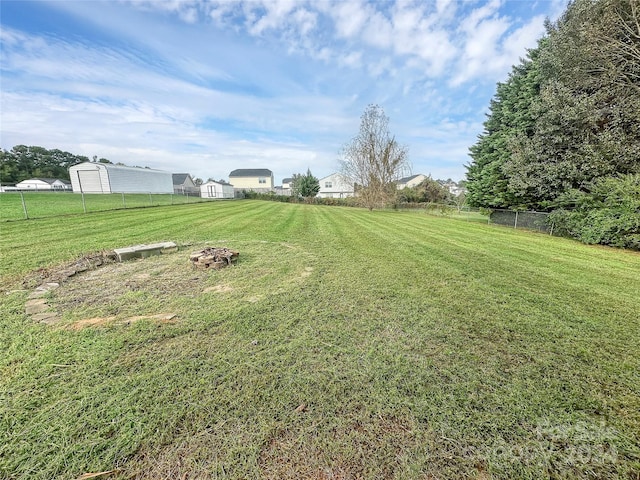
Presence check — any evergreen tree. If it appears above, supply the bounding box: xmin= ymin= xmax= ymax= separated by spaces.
xmin=291 ymin=169 xmax=320 ymax=199
xmin=466 ymin=46 xmax=542 ymax=209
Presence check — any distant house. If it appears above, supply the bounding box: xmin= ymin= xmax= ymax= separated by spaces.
xmin=200 ymin=180 xmax=234 ymax=199
xmin=229 ymin=169 xmax=274 ymax=194
xmin=317 ymin=173 xmax=355 ymax=198
xmin=441 ymin=181 xmax=466 ymax=197
xmin=396 ymin=174 xmax=427 ymax=190
xmin=172 ymin=173 xmax=199 ymax=195
xmin=275 ymin=177 xmax=294 ymax=196
xmin=15 ymin=178 xmax=71 ymax=191
xmin=69 ymin=162 xmax=173 ymax=194
xmin=282 ymin=178 xmax=293 ymax=189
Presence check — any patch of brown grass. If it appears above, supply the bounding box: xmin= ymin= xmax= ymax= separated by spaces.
xmin=258 ymin=415 xmax=423 ymax=479
xmin=65 ymin=313 xmax=178 ymax=330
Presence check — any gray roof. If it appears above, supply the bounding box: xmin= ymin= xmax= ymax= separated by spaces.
xmin=172 ymin=173 xmax=193 ymax=185
xmin=229 ymin=169 xmax=272 ymax=177
xmin=282 ymin=177 xmax=293 ymax=183
xmin=205 ymin=180 xmax=232 ymax=186
xmin=29 ymin=178 xmax=71 ymax=185
xmin=397 ymin=174 xmax=422 ymax=184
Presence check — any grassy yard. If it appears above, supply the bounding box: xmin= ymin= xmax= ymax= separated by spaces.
xmin=1 ymin=200 xmax=638 ymax=479
xmin=0 ymin=191 xmax=204 ymax=221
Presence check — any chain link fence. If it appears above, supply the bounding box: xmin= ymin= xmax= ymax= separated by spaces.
xmin=0 ymin=191 xmax=207 ymax=221
xmin=396 ymin=203 xmax=554 ymax=233
xmin=396 ymin=202 xmax=487 ymax=223
xmin=489 ymin=209 xmax=552 ymax=233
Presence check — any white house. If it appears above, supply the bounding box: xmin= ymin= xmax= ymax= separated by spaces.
xmin=200 ymin=180 xmax=234 ymax=199
xmin=317 ymin=173 xmax=355 ymax=198
xmin=15 ymin=178 xmax=71 ymax=191
xmin=69 ymin=162 xmax=173 ymax=194
xmin=439 ymin=180 xmax=466 ymax=196
xmin=396 ymin=174 xmax=427 ymax=189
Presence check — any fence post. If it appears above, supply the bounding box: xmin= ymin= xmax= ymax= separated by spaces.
xmin=20 ymin=191 xmax=29 ymax=219
xmin=149 ymin=192 xmax=152 ymax=205
xmin=81 ymin=191 xmax=86 ymax=213
xmin=514 ymin=211 xmax=518 ymax=229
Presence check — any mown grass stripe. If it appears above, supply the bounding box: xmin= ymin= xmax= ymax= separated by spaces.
xmin=1 ymin=201 xmax=639 ymax=479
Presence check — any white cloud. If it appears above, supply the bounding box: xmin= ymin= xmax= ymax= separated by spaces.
xmin=1 ymin=0 xmax=566 ymax=182
xmin=330 ymin=1 xmax=370 ymax=39
xmin=247 ymin=0 xmax=296 ymax=36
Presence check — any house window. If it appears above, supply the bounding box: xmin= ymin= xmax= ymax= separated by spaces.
xmin=259 ymin=177 xmax=266 ymax=184
xmin=325 ymin=181 xmax=332 ymax=188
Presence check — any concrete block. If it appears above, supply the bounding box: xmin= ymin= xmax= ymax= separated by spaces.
xmin=114 ymin=242 xmax=177 ymax=262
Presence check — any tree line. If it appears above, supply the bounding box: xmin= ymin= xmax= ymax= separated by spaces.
xmin=0 ymin=146 xmax=208 ymax=188
xmin=0 ymin=145 xmax=94 ymax=184
xmin=465 ymin=0 xmax=639 ymax=249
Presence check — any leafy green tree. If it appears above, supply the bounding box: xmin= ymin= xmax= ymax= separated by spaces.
xmin=399 ymin=177 xmax=451 ymax=204
xmin=549 ymin=174 xmax=640 ymax=249
xmin=465 ymin=0 xmax=640 ymax=248
xmin=291 ymin=169 xmax=320 ymax=199
xmin=0 ymin=145 xmax=90 ymax=184
xmin=503 ymin=0 xmax=640 ymax=210
xmin=420 ymin=178 xmax=452 ymax=204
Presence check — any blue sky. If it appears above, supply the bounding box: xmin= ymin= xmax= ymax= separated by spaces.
xmin=1 ymin=0 xmax=566 ymax=184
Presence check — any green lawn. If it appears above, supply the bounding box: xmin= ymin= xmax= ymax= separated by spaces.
xmin=0 ymin=191 xmax=204 ymax=221
xmin=1 ymin=201 xmax=638 ymax=479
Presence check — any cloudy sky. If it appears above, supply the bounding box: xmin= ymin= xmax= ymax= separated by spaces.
xmin=1 ymin=0 xmax=566 ymax=184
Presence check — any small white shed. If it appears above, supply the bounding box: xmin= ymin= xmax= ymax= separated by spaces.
xmin=201 ymin=180 xmax=234 ymax=199
xmin=69 ymin=162 xmax=173 ymax=194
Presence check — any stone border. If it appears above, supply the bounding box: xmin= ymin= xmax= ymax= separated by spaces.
xmin=26 ymin=283 xmax=61 ymax=324
xmin=25 ymin=242 xmax=181 ymax=325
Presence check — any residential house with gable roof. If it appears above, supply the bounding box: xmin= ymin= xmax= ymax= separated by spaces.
xmin=229 ymin=169 xmax=274 ymax=194
xmin=317 ymin=173 xmax=354 ymax=198
xmin=172 ymin=173 xmax=199 ymax=195
xmin=15 ymin=178 xmax=71 ymax=191
xmin=396 ymin=174 xmax=427 ymax=190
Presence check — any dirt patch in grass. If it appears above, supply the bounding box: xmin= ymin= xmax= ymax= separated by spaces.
xmin=38 ymin=243 xmax=239 ymax=325
xmin=20 ymin=250 xmax=117 ymax=290
xmin=66 ymin=313 xmax=178 ymax=330
xmin=203 ymin=284 xmax=233 ymax=293
xmin=29 ymin=240 xmax=316 ymax=327
xmin=258 ymin=415 xmax=423 ymax=479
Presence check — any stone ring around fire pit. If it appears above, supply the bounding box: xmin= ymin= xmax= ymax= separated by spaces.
xmin=190 ymin=247 xmax=239 ymax=270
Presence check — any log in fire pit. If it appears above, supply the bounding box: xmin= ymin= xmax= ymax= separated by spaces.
xmin=189 ymin=247 xmax=239 ymax=270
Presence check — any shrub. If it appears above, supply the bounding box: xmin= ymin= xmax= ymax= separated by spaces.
xmin=549 ymin=174 xmax=640 ymax=250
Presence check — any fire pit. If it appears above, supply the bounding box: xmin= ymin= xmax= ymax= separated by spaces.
xmin=189 ymin=247 xmax=239 ymax=270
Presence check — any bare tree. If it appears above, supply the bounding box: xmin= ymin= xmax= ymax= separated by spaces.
xmin=340 ymin=104 xmax=410 ymax=210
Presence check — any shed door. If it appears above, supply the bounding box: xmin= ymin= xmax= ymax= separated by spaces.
xmin=77 ymin=170 xmax=102 ymax=193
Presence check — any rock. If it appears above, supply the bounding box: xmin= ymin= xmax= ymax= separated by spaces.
xmin=32 ymin=312 xmax=59 ymax=324
xmin=25 ymin=299 xmax=49 ymax=315
xmin=190 ymin=247 xmax=239 ymax=270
